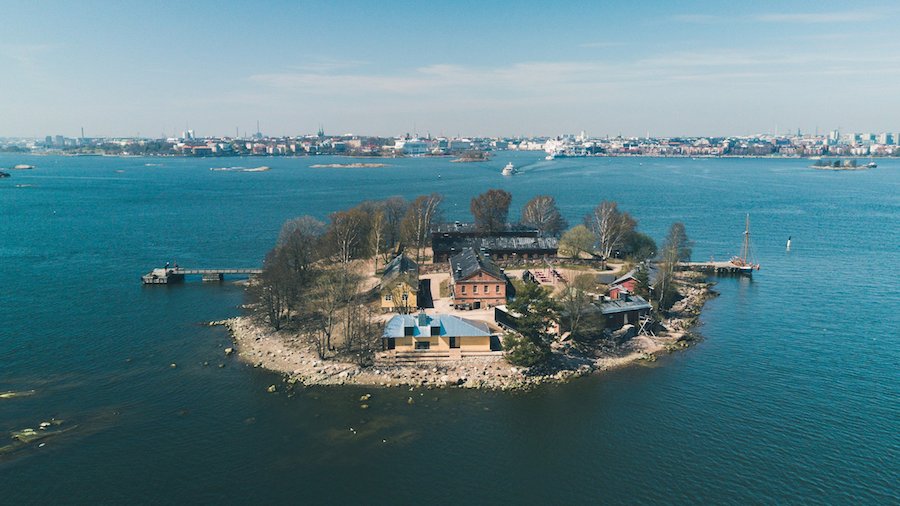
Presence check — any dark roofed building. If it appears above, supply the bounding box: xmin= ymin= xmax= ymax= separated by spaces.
xmin=432 ymin=222 xmax=540 ymax=238
xmin=597 ymin=293 xmax=651 ymax=329
xmin=432 ymin=222 xmax=557 ymax=262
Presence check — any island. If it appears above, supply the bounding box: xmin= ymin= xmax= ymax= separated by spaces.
xmin=213 ymin=191 xmax=717 ymax=391
xmin=309 ymin=163 xmax=389 ymax=168
xmin=810 ymin=159 xmax=874 ymax=170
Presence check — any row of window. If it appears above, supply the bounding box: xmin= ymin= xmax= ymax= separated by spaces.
xmin=459 ymin=284 xmax=501 ymax=294
xmin=414 ymin=338 xmax=459 ymax=350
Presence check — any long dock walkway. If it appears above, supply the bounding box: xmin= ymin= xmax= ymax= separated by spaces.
xmin=677 ymin=261 xmax=754 ymax=275
xmin=142 ymin=267 xmax=262 ymax=284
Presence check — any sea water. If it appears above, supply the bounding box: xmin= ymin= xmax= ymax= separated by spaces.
xmin=1 ymin=153 xmax=897 ymax=504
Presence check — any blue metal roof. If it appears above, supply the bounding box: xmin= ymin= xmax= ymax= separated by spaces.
xmin=382 ymin=313 xmax=491 ymax=338
xmin=598 ymin=295 xmax=652 ymax=315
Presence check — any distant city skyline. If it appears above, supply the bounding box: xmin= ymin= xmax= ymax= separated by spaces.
xmin=2 ymin=0 xmax=899 ymax=138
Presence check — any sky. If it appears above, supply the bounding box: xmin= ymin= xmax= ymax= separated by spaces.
xmin=1 ymin=0 xmax=899 ymax=138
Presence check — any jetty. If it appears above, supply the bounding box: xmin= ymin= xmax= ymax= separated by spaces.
xmin=677 ymin=214 xmax=761 ymax=276
xmin=677 ymin=261 xmax=755 ymax=275
xmin=142 ymin=267 xmax=262 ymax=284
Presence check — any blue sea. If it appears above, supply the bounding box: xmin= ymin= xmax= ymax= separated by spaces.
xmin=1 ymin=153 xmax=898 ymax=504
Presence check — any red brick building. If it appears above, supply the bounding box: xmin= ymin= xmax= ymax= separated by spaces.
xmin=449 ymin=248 xmax=509 ymax=309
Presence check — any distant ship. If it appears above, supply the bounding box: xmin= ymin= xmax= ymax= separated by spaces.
xmin=867 ymin=161 xmax=877 ymax=168
xmin=0 ymin=171 xmax=10 ymax=178
xmin=545 ymin=149 xmax=587 ymax=160
xmin=501 ymin=162 xmax=517 ymax=176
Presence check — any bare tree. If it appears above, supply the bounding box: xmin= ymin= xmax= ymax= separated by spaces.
xmin=654 ymin=222 xmax=689 ymax=311
xmin=382 ymin=196 xmax=408 ymax=250
xmin=339 ymin=267 xmax=363 ymax=353
xmin=584 ymin=201 xmax=637 ymax=259
xmin=348 ymin=304 xmax=381 ymax=366
xmin=558 ymin=273 xmax=605 ymax=340
xmin=369 ymin=206 xmax=387 ymax=274
xmin=328 ymin=208 xmax=367 ymax=265
xmin=254 ymin=248 xmax=293 ymax=330
xmin=401 ymin=193 xmax=443 ymax=263
xmin=665 ymin=222 xmax=693 ymax=262
xmin=308 ymin=269 xmax=344 ymax=356
xmin=471 ymin=188 xmax=512 ymax=234
xmin=520 ymin=195 xmax=567 ymax=236
xmin=277 ymin=215 xmax=326 ymax=277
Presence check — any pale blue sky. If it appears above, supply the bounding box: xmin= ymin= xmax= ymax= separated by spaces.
xmin=1 ymin=0 xmax=898 ymax=138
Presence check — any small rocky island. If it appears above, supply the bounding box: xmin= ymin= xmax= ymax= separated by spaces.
xmin=214 ymin=192 xmax=717 ymax=391
xmin=810 ymin=159 xmax=874 ymax=170
xmin=309 ymin=162 xmax=389 ymax=168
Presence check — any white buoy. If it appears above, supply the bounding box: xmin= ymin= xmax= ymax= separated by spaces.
xmin=786 ymin=236 xmax=792 ymax=252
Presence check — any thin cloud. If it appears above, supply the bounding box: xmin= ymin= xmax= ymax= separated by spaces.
xmin=247 ymin=48 xmax=900 ymax=102
xmin=754 ymin=11 xmax=880 ymax=23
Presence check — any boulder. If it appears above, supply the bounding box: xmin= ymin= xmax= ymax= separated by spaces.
xmin=267 ymin=384 xmax=277 ymax=393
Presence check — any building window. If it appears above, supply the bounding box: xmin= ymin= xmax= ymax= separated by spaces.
xmin=461 ymin=285 xmax=466 ymax=294
xmin=484 ymin=285 xmax=488 ymax=293
xmin=450 ymin=337 xmax=459 ymax=349
xmin=404 ymin=326 xmax=414 ymax=337
xmin=495 ymin=284 xmax=500 ymax=293
xmin=473 ymin=285 xmax=478 ymax=293
xmin=415 ymin=341 xmax=430 ymax=350
xmin=402 ymin=293 xmax=408 ymax=301
xmin=385 ymin=294 xmax=393 ymax=301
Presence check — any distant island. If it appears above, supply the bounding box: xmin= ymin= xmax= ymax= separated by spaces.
xmin=810 ymin=159 xmax=875 ymax=170
xmin=309 ymin=163 xmax=389 ymax=168
xmin=209 ymin=166 xmax=270 ymax=172
xmin=209 ymin=191 xmax=719 ymax=392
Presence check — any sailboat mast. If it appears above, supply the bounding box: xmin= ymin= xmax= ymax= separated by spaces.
xmin=742 ymin=214 xmax=751 ymax=262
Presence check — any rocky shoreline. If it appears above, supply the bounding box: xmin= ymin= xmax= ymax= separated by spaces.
xmin=212 ymin=274 xmax=717 ymax=391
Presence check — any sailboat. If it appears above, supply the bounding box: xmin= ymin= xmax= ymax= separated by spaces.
xmin=730 ymin=214 xmax=761 ymax=275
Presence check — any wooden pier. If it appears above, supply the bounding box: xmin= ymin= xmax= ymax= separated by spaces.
xmin=677 ymin=261 xmax=755 ymax=276
xmin=142 ymin=267 xmax=262 ymax=284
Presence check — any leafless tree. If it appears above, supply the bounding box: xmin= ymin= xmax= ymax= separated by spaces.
xmin=558 ymin=274 xmax=605 ymax=340
xmin=654 ymin=222 xmax=689 ymax=310
xmin=520 ymin=195 xmax=567 ymax=236
xmin=277 ymin=215 xmax=326 ymax=277
xmin=308 ymin=269 xmax=344 ymax=357
xmin=584 ymin=201 xmax=637 ymax=259
xmin=471 ymin=188 xmax=512 ymax=234
xmin=254 ymin=248 xmax=294 ymax=331
xmin=382 ymin=196 xmax=408 ymax=250
xmin=401 ymin=193 xmax=443 ymax=263
xmin=328 ymin=208 xmax=367 ymax=265
xmin=369 ymin=206 xmax=387 ymax=274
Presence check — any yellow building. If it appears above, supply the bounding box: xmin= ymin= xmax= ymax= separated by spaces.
xmin=380 ymin=254 xmax=418 ymax=313
xmin=382 ymin=313 xmax=495 ymax=354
